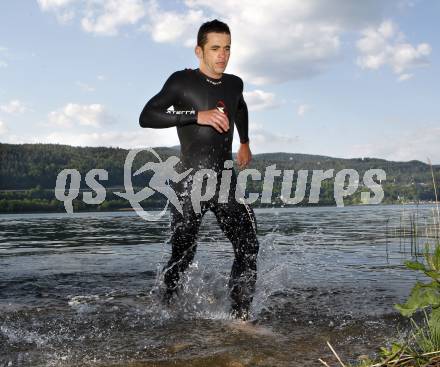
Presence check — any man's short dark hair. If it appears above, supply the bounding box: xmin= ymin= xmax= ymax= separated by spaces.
xmin=197 ymin=19 xmax=230 ymax=49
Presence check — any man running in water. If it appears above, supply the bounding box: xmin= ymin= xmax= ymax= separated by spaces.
xmin=139 ymin=19 xmax=259 ymax=321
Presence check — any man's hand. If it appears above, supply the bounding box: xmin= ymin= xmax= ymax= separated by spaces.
xmin=197 ymin=109 xmax=229 ymax=133
xmin=237 ymin=142 xmax=252 ymax=169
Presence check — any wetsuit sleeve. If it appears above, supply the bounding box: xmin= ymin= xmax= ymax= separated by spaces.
xmin=139 ymin=71 xmax=198 ymax=128
xmin=235 ymin=79 xmax=250 ymax=144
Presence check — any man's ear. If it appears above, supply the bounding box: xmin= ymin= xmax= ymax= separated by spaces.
xmin=195 ymin=45 xmax=202 ymax=60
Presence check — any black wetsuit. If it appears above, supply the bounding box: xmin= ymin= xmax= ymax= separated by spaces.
xmin=139 ymin=68 xmax=259 ymax=319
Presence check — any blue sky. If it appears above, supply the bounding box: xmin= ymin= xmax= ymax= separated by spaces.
xmin=0 ymin=0 xmax=439 ymax=163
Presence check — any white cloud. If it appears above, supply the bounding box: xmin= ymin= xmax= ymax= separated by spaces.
xmin=243 ymin=89 xmax=280 ymax=111
xmin=81 ymin=0 xmax=146 ymax=36
xmin=232 ymin=122 xmax=300 ymax=153
xmin=143 ymin=0 xmax=204 ymax=46
xmin=37 ymin=0 xmax=76 ymax=24
xmin=349 ymin=125 xmax=440 ymax=163
xmin=397 ymin=73 xmax=413 ymax=82
xmin=0 ymin=46 xmax=9 ymax=68
xmin=37 ymin=0 xmax=146 ymax=34
xmin=0 ymin=120 xmax=8 ymax=135
xmin=97 ymin=75 xmax=107 ymax=81
xmin=0 ymin=100 xmax=27 ymax=114
xmin=56 ymin=9 xmax=76 ymax=24
xmin=397 ymin=0 xmax=421 ymax=10
xmin=75 ymin=81 xmax=95 ymax=92
xmin=297 ymin=104 xmax=310 ymax=117
xmin=356 ymin=20 xmax=431 ymax=80
xmin=5 ymin=128 xmax=179 ymax=150
xmin=47 ymin=103 xmax=111 ymax=128
xmin=37 ymin=0 xmax=75 ymax=10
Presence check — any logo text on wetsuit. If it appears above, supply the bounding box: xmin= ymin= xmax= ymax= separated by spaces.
xmin=206 ymin=78 xmax=222 ymax=85
xmin=166 ymin=106 xmax=196 ymax=115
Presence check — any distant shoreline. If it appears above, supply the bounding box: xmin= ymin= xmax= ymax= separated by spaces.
xmin=1 ymin=201 xmax=438 ymax=216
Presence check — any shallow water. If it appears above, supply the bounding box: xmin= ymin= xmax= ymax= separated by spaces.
xmin=0 ymin=204 xmax=437 ymax=366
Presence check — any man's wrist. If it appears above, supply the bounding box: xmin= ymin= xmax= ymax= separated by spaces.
xmin=240 ymin=139 xmax=249 ymax=145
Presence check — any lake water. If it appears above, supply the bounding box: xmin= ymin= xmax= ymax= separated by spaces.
xmin=0 ymin=204 xmax=438 ymax=366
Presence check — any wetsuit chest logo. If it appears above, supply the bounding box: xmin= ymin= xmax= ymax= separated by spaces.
xmin=216 ymin=100 xmax=227 ymax=116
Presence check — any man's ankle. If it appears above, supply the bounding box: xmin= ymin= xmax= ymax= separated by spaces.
xmin=230 ymin=307 xmax=250 ymax=321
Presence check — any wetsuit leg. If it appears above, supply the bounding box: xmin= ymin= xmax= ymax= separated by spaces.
xmin=211 ymin=188 xmax=259 ymax=320
xmin=162 ymin=178 xmax=208 ymax=304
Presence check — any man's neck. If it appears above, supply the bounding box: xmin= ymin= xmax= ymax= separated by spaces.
xmin=199 ymin=64 xmax=222 ymax=80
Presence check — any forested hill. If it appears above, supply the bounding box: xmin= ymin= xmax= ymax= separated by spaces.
xmin=1 ymin=143 xmax=438 ymax=190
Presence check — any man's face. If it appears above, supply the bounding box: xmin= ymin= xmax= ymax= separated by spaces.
xmin=197 ymin=32 xmax=231 ymax=76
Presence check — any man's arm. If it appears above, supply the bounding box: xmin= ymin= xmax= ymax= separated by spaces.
xmin=235 ymin=79 xmax=252 ymax=168
xmin=139 ymin=71 xmax=198 ymax=128
xmin=235 ymin=93 xmax=250 ymax=144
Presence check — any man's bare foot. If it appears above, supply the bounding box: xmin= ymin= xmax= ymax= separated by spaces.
xmin=226 ymin=319 xmax=276 ymax=337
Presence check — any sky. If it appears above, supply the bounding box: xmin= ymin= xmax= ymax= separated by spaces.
xmin=0 ymin=0 xmax=439 ymax=163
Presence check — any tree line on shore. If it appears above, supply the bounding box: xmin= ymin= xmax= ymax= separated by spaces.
xmin=1 ymin=143 xmax=438 ymax=213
